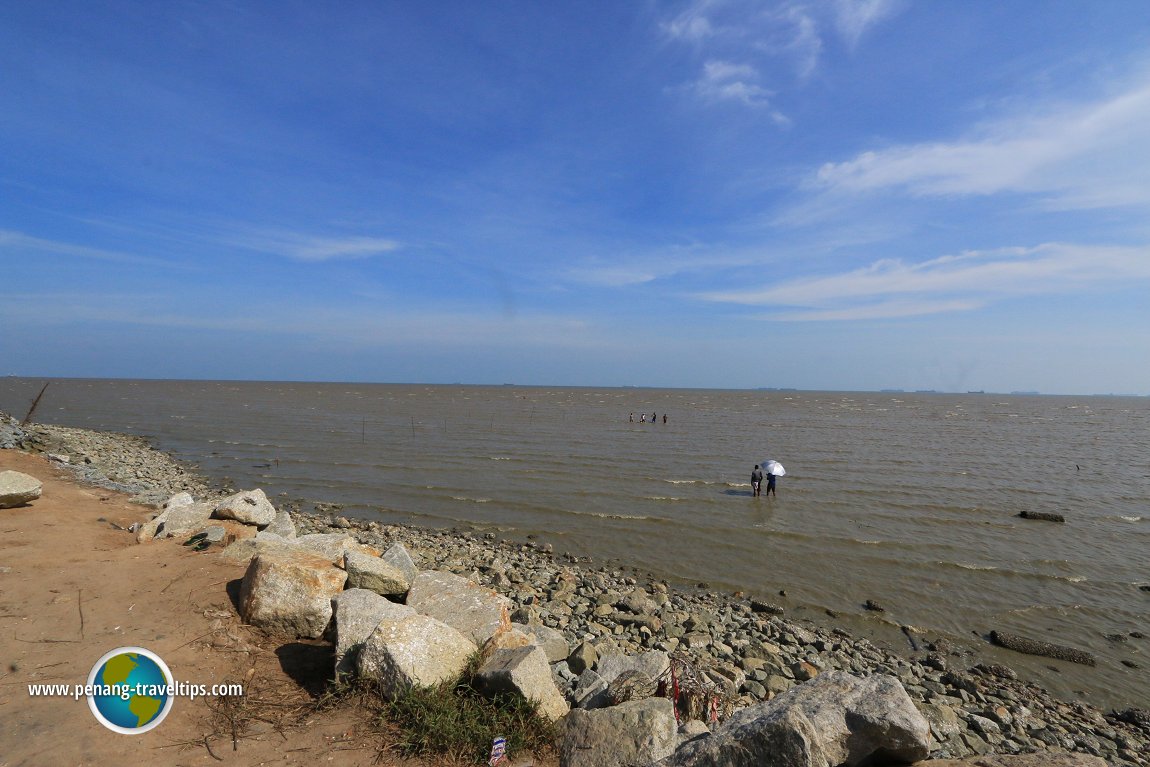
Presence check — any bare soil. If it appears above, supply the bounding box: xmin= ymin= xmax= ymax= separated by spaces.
xmin=0 ymin=451 xmax=547 ymax=767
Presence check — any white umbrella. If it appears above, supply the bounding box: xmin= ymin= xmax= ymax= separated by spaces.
xmin=764 ymin=460 xmax=786 ymax=476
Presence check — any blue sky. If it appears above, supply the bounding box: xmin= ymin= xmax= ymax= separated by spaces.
xmin=3 ymin=1 xmax=1149 ymax=394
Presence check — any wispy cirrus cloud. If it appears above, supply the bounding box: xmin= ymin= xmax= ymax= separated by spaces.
xmin=0 ymin=229 xmax=179 ymax=267
xmin=223 ymin=230 xmax=402 ymax=262
xmin=815 ymin=80 xmax=1150 ymax=208
xmin=701 ymin=242 xmax=1150 ymax=320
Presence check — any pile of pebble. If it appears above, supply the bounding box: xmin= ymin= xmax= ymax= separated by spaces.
xmin=3 ymin=409 xmax=1147 ymax=766
xmin=1 ymin=411 xmax=213 ymax=505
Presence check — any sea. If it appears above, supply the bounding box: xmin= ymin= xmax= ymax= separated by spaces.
xmin=2 ymin=377 xmax=1147 ymax=710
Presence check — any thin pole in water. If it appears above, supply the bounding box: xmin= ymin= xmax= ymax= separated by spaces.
xmin=21 ymin=381 xmax=50 ymax=426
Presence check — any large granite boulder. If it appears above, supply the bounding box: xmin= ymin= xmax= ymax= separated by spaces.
xmin=238 ymin=549 xmax=348 ymax=638
xmin=0 ymin=470 xmax=43 ymax=508
xmin=344 ymin=550 xmax=410 ymax=597
xmin=214 ymin=489 xmax=277 ymax=527
xmin=136 ymin=501 xmax=214 ymax=542
xmin=332 ymin=589 xmax=415 ymax=681
xmin=659 ymin=671 xmax=930 ymax=767
xmin=218 ymin=531 xmax=297 ymax=563
xmin=356 ymin=612 xmax=477 ymax=698
xmin=295 ymin=533 xmax=380 ymax=565
xmin=475 ymin=645 xmax=569 ymax=722
xmin=561 ymin=697 xmax=678 ymax=767
xmin=407 ymin=570 xmax=511 ymax=645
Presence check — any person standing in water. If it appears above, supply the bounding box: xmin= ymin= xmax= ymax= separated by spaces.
xmin=765 ymin=470 xmax=777 ymax=497
xmin=751 ymin=464 xmax=763 ymax=497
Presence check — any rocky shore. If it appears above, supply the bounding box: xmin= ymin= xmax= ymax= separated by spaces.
xmin=3 ymin=410 xmax=1147 ymax=766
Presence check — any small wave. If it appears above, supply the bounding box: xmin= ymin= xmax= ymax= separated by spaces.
xmin=451 ymin=496 xmax=491 ymax=503
xmin=643 ymin=496 xmax=684 ymax=502
xmin=953 ymin=562 xmax=998 ymax=571
xmin=488 ymin=456 xmax=511 ymax=461
xmin=1120 ymin=515 xmax=1142 ymax=522
xmin=577 ymin=511 xmax=654 ymax=520
xmin=664 ymin=479 xmax=703 ymax=485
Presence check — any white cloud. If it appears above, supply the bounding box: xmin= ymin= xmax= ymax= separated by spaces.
xmin=693 ymin=59 xmax=772 ymax=106
xmin=664 ymin=1 xmax=717 ymax=41
xmin=665 ymin=0 xmax=904 ymax=95
xmin=701 ymin=242 xmax=1150 ymax=320
xmin=832 ymin=0 xmax=902 ymax=48
xmin=815 ymin=81 xmax=1150 ymax=208
xmin=227 ymin=231 xmax=402 ymax=261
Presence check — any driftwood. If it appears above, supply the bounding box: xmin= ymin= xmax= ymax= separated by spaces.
xmin=1018 ymin=511 xmax=1065 ymax=523
xmin=990 ymin=630 xmax=1096 ymax=666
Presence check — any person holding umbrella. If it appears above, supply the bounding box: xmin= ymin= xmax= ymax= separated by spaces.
xmin=764 ymin=459 xmax=785 ymax=497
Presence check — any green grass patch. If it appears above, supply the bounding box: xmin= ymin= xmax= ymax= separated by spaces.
xmin=381 ymin=669 xmax=559 ymax=764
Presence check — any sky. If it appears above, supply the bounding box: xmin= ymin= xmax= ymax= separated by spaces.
xmin=3 ymin=1 xmax=1150 ymax=394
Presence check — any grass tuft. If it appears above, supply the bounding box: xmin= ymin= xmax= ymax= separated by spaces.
xmin=381 ymin=663 xmax=558 ymax=765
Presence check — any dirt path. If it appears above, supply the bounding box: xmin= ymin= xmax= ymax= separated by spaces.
xmin=0 ymin=451 xmax=423 ymax=767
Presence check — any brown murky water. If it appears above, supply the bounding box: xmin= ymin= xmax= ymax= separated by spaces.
xmin=3 ymin=378 xmax=1147 ymax=709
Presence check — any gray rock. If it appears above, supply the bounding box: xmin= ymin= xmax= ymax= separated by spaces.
xmin=214 ymin=488 xmax=277 ymax=527
xmin=561 ymin=697 xmax=678 ymax=767
xmin=658 ymin=671 xmax=930 ymax=767
xmin=356 ymin=612 xmax=477 ymax=698
xmin=202 ymin=525 xmax=227 ymax=543
xmin=136 ymin=501 xmax=214 ymax=542
xmin=406 ymin=570 xmax=511 ymax=645
xmin=516 ymin=621 xmax=570 ymax=662
xmin=264 ymin=508 xmax=297 ymax=539
xmin=679 ymin=719 xmax=711 ymax=740
xmin=238 ymin=549 xmax=348 ymax=638
xmin=919 ymin=702 xmax=963 ymax=742
xmin=0 ymin=470 xmax=43 ymax=508
xmin=331 ymin=588 xmax=414 ymax=681
xmin=619 ymin=587 xmax=658 ymax=614
xmin=162 ymin=491 xmax=195 ymax=510
xmin=573 ymin=669 xmax=611 ymax=709
xmin=344 ymin=550 xmax=410 ymax=597
xmin=381 ymin=542 xmax=418 ymax=584
xmin=475 ymin=645 xmax=569 ymax=721
xmin=568 ymin=641 xmax=598 ymax=675
xmin=596 ymin=650 xmax=670 ymax=685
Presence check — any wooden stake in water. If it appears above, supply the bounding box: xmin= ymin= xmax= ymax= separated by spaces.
xmin=21 ymin=381 xmax=50 ymax=426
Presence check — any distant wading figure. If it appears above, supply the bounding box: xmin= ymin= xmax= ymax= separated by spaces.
xmin=765 ymin=471 xmax=777 ymax=497
xmin=751 ymin=464 xmax=763 ymax=497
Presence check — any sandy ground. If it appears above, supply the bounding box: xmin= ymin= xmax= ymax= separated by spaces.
xmin=0 ymin=451 xmax=544 ymax=767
